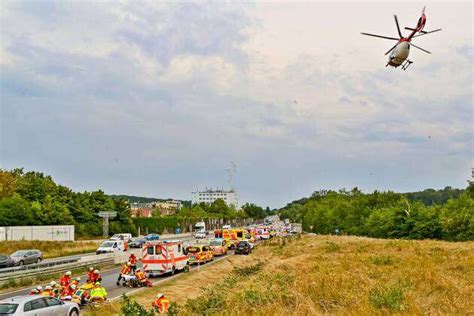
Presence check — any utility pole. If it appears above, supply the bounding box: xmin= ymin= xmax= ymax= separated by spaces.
xmin=98 ymin=211 xmax=117 ymax=238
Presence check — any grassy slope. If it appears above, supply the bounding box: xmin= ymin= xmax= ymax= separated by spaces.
xmin=91 ymin=235 xmax=474 ymax=315
xmin=0 ymin=241 xmax=100 ymax=259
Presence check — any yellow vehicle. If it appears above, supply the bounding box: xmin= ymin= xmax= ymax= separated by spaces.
xmin=186 ymin=245 xmax=213 ymax=264
xmin=215 ymin=229 xmax=237 ymax=249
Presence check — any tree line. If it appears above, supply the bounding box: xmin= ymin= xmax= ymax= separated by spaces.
xmin=0 ymin=169 xmax=268 ymax=237
xmin=278 ymin=185 xmax=473 ymax=241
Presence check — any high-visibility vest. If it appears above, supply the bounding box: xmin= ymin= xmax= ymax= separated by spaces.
xmin=90 ymin=287 xmax=107 ymax=298
xmin=129 ymin=255 xmax=137 ymax=265
xmin=136 ymin=272 xmax=146 ymax=281
xmin=42 ymin=290 xmax=54 ymax=297
xmin=120 ymin=265 xmax=131 ymax=275
xmin=154 ymin=298 xmax=170 ymax=313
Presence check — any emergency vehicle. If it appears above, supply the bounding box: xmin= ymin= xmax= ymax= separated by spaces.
xmin=215 ymin=229 xmax=236 ymax=249
xmin=209 ymin=239 xmax=228 ymax=256
xmin=142 ymin=240 xmax=189 ymax=277
xmin=255 ymin=226 xmax=271 ymax=240
xmin=186 ymin=245 xmax=213 ymax=264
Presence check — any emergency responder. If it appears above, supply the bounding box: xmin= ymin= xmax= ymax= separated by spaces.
xmin=93 ymin=269 xmax=102 ymax=283
xmin=152 ymin=293 xmax=170 ymax=314
xmin=71 ymin=277 xmax=81 ymax=287
xmin=87 ymin=267 xmax=95 ymax=283
xmin=29 ymin=288 xmax=39 ymax=295
xmin=35 ymin=286 xmax=43 ymax=294
xmin=50 ymin=281 xmax=61 ymax=296
xmin=42 ymin=286 xmax=55 ymax=297
xmin=89 ymin=282 xmax=108 ymax=303
xmin=117 ymin=262 xmax=132 ymax=285
xmin=134 ymin=268 xmax=147 ymax=287
xmin=128 ymin=253 xmax=137 ymax=273
xmin=60 ymin=270 xmax=72 ymax=287
xmin=60 ymin=284 xmax=74 ymax=299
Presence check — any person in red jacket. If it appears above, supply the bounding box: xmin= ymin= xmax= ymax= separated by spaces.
xmin=92 ymin=269 xmax=102 ymax=283
xmin=128 ymin=253 xmax=137 ymax=273
xmin=60 ymin=271 xmax=72 ymax=287
xmin=116 ymin=262 xmax=131 ymax=285
xmin=87 ymin=267 xmax=95 ymax=283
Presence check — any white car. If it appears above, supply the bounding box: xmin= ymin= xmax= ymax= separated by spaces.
xmin=195 ymin=231 xmax=207 ymax=239
xmin=0 ymin=295 xmax=80 ymax=315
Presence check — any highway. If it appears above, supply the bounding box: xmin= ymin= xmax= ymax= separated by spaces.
xmin=0 ymin=234 xmax=220 ymax=301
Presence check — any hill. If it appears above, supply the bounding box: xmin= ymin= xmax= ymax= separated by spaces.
xmin=91 ymin=235 xmax=474 ymax=315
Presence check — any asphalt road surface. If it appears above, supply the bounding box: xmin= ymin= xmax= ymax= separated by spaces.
xmin=0 ymin=234 xmax=221 ymax=301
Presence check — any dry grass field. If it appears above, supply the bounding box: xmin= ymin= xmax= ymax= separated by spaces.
xmin=91 ymin=235 xmax=474 ymax=315
xmin=0 ymin=240 xmax=100 ymax=259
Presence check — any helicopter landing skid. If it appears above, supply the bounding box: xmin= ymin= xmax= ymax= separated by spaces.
xmin=401 ymin=59 xmax=413 ymax=70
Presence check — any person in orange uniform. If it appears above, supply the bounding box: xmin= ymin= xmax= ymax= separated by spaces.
xmin=128 ymin=253 xmax=137 ymax=273
xmin=71 ymin=277 xmax=81 ymax=287
xmin=152 ymin=293 xmax=170 ymax=314
xmin=117 ymin=262 xmax=131 ymax=285
xmin=42 ymin=286 xmax=55 ymax=297
xmin=134 ymin=268 xmax=147 ymax=287
xmin=60 ymin=271 xmax=72 ymax=287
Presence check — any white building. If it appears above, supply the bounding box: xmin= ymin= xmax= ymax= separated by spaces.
xmin=192 ymin=188 xmax=238 ymax=208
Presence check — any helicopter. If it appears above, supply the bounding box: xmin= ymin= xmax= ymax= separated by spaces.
xmin=361 ymin=7 xmax=441 ymax=70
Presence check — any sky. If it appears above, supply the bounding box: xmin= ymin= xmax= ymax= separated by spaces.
xmin=0 ymin=1 xmax=472 ymax=208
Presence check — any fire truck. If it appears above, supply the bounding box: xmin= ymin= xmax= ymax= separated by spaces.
xmin=142 ymin=240 xmax=189 ymax=277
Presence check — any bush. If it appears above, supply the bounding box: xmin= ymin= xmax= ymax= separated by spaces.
xmin=121 ymin=294 xmax=155 ymax=316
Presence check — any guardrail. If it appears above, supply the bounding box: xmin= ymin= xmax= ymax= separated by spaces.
xmin=0 ymin=256 xmax=115 ymax=282
xmin=0 ymin=253 xmax=95 ymax=275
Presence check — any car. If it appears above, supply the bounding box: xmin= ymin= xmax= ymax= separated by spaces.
xmin=10 ymin=250 xmax=43 ymax=266
xmin=145 ymin=234 xmax=160 ymax=241
xmin=235 ymin=241 xmax=252 ymax=255
xmin=186 ymin=245 xmax=213 ymax=264
xmin=209 ymin=239 xmax=228 ymax=256
xmin=195 ymin=231 xmax=207 ymax=239
xmin=128 ymin=237 xmax=146 ymax=248
xmin=0 ymin=295 xmax=80 ymax=315
xmin=0 ymin=255 xmax=15 ymax=269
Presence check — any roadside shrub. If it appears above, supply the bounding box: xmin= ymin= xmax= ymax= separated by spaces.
xmin=369 ymin=285 xmax=405 ymax=311
xmin=121 ymin=294 xmax=155 ymax=316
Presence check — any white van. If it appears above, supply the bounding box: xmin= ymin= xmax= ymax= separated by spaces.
xmin=96 ymin=240 xmax=126 ymax=254
xmin=110 ymin=233 xmax=132 ymax=242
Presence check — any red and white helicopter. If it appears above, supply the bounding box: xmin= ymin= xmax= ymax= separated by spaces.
xmin=361 ymin=7 xmax=441 ymax=70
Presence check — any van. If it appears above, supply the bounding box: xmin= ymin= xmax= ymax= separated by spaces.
xmin=96 ymin=240 xmax=126 ymax=254
xmin=142 ymin=240 xmax=189 ymax=276
xmin=110 ymin=233 xmax=132 ymax=242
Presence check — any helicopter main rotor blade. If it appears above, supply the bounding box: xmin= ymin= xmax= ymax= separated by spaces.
xmin=385 ymin=43 xmax=398 ymax=55
xmin=411 ymin=43 xmax=431 ymax=54
xmin=412 ymin=28 xmax=442 ymax=38
xmin=394 ymin=15 xmax=403 ymax=38
xmin=361 ymin=32 xmax=399 ymax=40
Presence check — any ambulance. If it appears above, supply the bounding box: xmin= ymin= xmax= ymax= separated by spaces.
xmin=142 ymin=240 xmax=189 ymax=277
xmin=255 ymin=226 xmax=271 ymax=240
xmin=215 ymin=228 xmax=237 ymax=249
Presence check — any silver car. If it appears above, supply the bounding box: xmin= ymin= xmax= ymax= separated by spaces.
xmin=0 ymin=295 xmax=79 ymax=316
xmin=10 ymin=250 xmax=43 ymax=266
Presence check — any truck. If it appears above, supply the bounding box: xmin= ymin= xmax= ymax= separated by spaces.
xmin=194 ymin=221 xmax=207 ymax=236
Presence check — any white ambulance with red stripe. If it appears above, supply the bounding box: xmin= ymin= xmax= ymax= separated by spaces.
xmin=142 ymin=240 xmax=189 ymax=277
